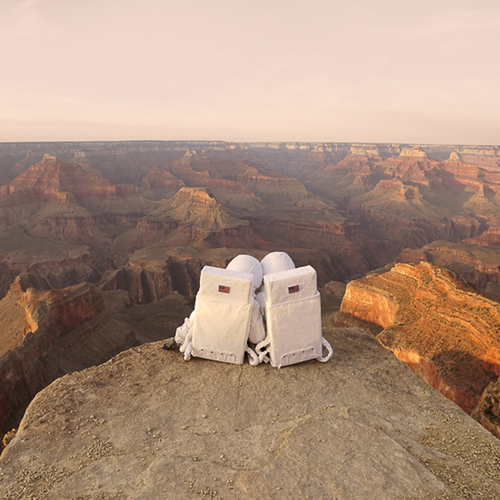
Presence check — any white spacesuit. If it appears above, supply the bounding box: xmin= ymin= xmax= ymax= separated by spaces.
xmin=174 ymin=254 xmax=265 ymax=365
xmin=255 ymin=251 xmax=333 ymax=367
xmin=226 ymin=254 xmax=266 ymax=345
xmin=174 ymin=251 xmax=333 ymax=368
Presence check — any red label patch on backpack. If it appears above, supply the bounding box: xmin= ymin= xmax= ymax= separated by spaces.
xmin=218 ymin=285 xmax=230 ymax=293
xmin=288 ymin=285 xmax=299 ymax=294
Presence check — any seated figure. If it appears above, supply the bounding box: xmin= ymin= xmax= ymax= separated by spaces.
xmin=256 ymin=252 xmax=333 ymax=368
xmin=226 ymin=254 xmax=266 ymax=346
xmin=175 ymin=254 xmax=264 ymax=365
xmin=256 ymin=251 xmax=295 ymax=315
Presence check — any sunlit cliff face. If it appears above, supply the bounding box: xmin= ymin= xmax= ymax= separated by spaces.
xmin=341 ymin=262 xmax=500 ymax=413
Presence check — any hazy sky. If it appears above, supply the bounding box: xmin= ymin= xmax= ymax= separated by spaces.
xmin=2 ymin=0 xmax=500 ymax=144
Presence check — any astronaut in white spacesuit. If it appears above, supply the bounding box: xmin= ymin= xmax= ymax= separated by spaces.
xmin=255 ymin=251 xmax=296 ymax=316
xmin=174 ymin=254 xmax=265 ymax=364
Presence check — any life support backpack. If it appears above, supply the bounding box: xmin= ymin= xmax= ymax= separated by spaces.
xmin=177 ymin=266 xmax=259 ymax=365
xmin=256 ymin=265 xmax=333 ymax=368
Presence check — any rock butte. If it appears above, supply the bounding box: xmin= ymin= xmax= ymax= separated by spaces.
xmin=2 ymin=329 xmax=500 ymax=499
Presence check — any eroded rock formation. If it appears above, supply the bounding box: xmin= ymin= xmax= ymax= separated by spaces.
xmin=0 ymin=278 xmax=136 ymax=436
xmin=0 ymin=154 xmax=153 ymax=246
xmin=340 ymin=262 xmax=500 ymax=413
xmin=398 ymin=241 xmax=500 ymax=297
xmin=471 ymin=378 xmax=500 ymax=440
xmin=100 ymin=246 xmax=268 ymax=303
xmin=114 ymin=187 xmax=265 ymax=255
xmin=140 ymin=167 xmax=185 ymax=200
xmin=0 ymin=140 xmax=499 ymax=308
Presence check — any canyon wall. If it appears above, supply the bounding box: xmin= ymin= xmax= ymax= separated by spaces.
xmin=340 ymin=262 xmax=500 ymax=413
xmin=398 ymin=241 xmax=500 ymax=296
xmin=0 ymin=278 xmax=135 ymax=436
xmin=0 ymin=141 xmax=499 ymax=304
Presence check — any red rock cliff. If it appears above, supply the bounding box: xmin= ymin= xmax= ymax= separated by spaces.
xmin=340 ymin=262 xmax=500 ymax=413
xmin=0 ymin=278 xmax=108 ymax=435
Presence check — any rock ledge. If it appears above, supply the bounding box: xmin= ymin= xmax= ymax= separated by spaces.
xmin=1 ymin=328 xmax=500 ymax=499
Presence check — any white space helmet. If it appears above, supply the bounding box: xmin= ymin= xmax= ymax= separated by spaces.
xmin=261 ymin=252 xmax=295 ymax=276
xmin=226 ymin=254 xmax=263 ymax=289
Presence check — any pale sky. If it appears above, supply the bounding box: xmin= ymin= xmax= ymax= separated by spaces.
xmin=1 ymin=0 xmax=500 ymax=144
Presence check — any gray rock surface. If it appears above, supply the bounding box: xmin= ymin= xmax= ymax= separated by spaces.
xmin=1 ymin=327 xmax=500 ymax=499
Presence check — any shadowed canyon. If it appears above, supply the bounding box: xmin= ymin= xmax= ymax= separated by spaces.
xmin=2 ymin=141 xmax=500 ymax=498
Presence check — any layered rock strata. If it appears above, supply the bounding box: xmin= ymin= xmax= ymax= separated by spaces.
xmin=0 ymin=154 xmax=153 ymax=244
xmin=340 ymin=262 xmax=500 ymax=413
xmin=0 ymin=278 xmax=135 ymax=436
xmin=0 ymin=226 xmax=107 ymax=300
xmin=140 ymin=167 xmax=185 ymax=200
xmin=99 ymin=254 xmax=202 ymax=304
xmin=0 ymin=140 xmax=500 ymax=311
xmin=100 ymin=246 xmax=267 ymax=303
xmin=398 ymin=241 xmax=500 ymax=296
xmin=114 ymin=187 xmax=265 ymax=255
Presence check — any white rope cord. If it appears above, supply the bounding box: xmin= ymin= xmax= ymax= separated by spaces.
xmin=246 ymin=346 xmax=259 ymax=366
xmin=183 ymin=342 xmax=193 ymax=361
xmin=179 ymin=330 xmax=193 ymax=361
xmin=175 ymin=315 xmax=192 ymax=344
xmin=316 ymin=337 xmax=333 ymax=363
xmin=256 ymin=338 xmax=271 ymax=364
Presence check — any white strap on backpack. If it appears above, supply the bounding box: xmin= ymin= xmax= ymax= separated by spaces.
xmin=317 ymin=337 xmax=333 ymax=363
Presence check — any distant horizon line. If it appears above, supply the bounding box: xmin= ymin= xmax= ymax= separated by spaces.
xmin=1 ymin=139 xmax=499 ymax=148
